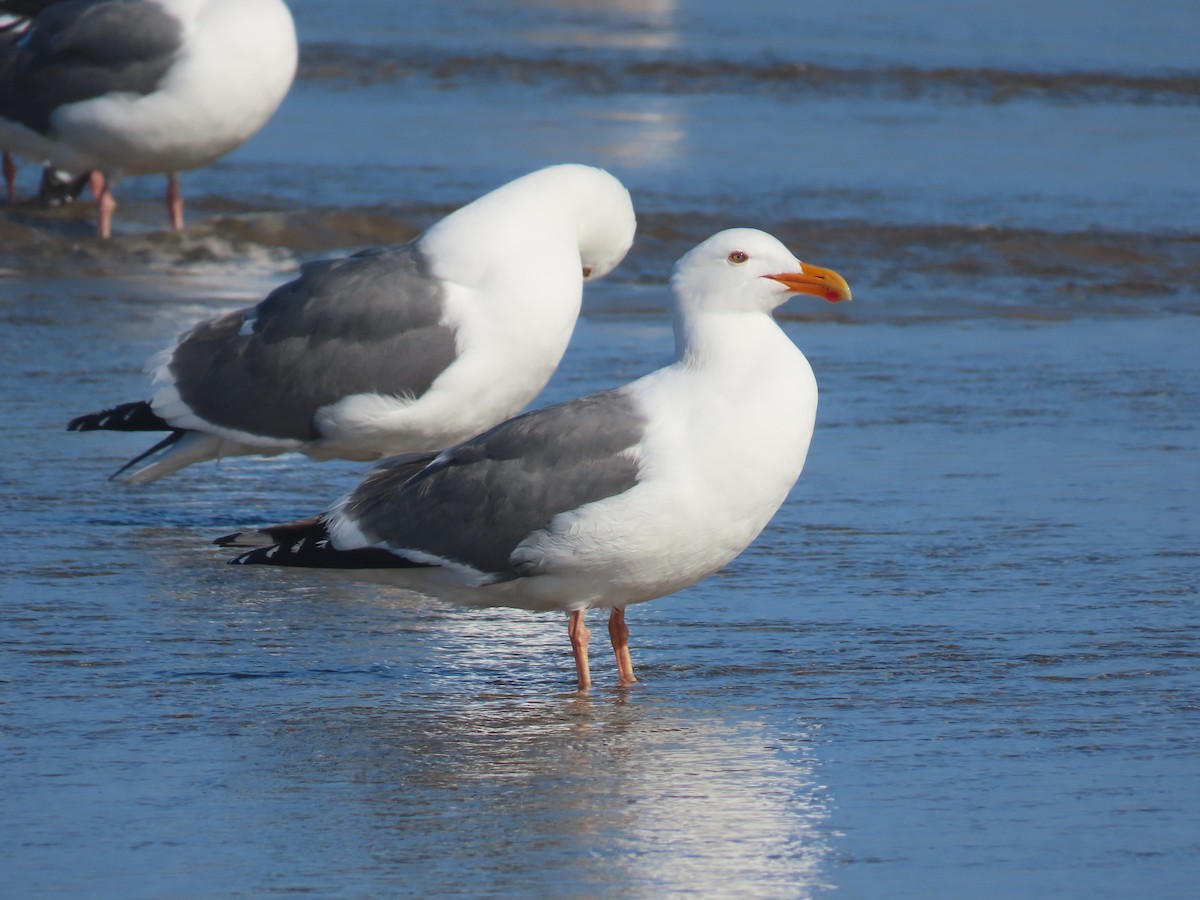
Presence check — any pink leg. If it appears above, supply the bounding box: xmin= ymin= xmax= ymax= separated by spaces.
xmin=89 ymin=171 xmax=115 ymax=238
xmin=568 ymin=609 xmax=592 ymax=692
xmin=96 ymin=187 xmax=116 ymax=239
xmin=165 ymin=172 xmax=183 ymax=231
xmin=608 ymin=606 xmax=637 ymax=685
xmin=3 ymin=151 xmax=16 ymax=204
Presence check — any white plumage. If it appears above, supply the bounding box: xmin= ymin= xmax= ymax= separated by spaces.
xmin=221 ymin=228 xmax=852 ymax=690
xmin=0 ymin=0 xmax=297 ymax=235
xmin=69 ymin=165 xmax=637 ymax=482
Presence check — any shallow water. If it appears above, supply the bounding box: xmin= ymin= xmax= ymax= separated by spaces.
xmin=3 ymin=1 xmax=1199 ymax=897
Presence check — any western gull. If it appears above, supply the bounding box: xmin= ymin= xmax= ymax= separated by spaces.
xmin=0 ymin=0 xmax=297 ymax=236
xmin=68 ymin=164 xmax=638 ymax=482
xmin=217 ymin=228 xmax=852 ymax=691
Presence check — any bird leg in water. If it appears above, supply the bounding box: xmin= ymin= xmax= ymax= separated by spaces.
xmin=568 ymin=609 xmax=592 ymax=691
xmin=608 ymin=606 xmax=637 ymax=685
xmin=89 ymin=171 xmax=115 ymax=239
xmin=166 ymin=172 xmax=184 ymax=231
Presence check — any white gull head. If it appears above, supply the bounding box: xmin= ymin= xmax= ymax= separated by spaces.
xmin=419 ymin=163 xmax=636 ymax=288
xmin=670 ymin=227 xmax=852 ymax=318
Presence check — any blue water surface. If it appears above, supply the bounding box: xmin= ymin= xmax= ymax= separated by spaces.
xmin=2 ymin=1 xmax=1198 ymax=897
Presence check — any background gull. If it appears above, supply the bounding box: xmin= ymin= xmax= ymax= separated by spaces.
xmin=0 ymin=0 xmax=297 ymax=236
xmin=219 ymin=228 xmax=851 ymax=691
xmin=68 ymin=164 xmax=638 ymax=482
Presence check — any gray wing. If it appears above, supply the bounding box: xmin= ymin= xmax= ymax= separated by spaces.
xmin=0 ymin=0 xmax=182 ymax=134
xmin=166 ymin=245 xmax=459 ymax=441
xmin=339 ymin=390 xmax=647 ymax=577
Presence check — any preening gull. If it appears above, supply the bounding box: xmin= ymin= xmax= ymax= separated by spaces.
xmin=0 ymin=0 xmax=297 ymax=236
xmin=218 ymin=228 xmax=852 ymax=691
xmin=68 ymin=164 xmax=638 ymax=482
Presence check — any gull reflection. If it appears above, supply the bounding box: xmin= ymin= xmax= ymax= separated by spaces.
xmin=263 ymin=608 xmax=836 ymax=897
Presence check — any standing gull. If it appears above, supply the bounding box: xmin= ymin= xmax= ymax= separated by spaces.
xmin=1 ymin=2 xmax=80 ymax=204
xmin=218 ymin=228 xmax=852 ymax=691
xmin=0 ymin=0 xmax=297 ymax=236
xmin=69 ymin=164 xmax=638 ymax=482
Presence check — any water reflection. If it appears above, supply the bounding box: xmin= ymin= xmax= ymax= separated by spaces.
xmin=266 ymin=684 xmax=834 ymax=896
xmin=520 ymin=0 xmax=679 ymax=51
xmin=198 ymin=594 xmax=833 ymax=894
xmin=587 ymin=103 xmax=686 ymax=167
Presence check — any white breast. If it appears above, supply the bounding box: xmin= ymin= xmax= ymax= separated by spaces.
xmin=51 ymin=0 xmax=297 ymax=175
xmin=510 ymin=314 xmax=818 ymax=610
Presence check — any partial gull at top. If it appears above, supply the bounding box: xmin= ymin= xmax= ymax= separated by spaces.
xmin=0 ymin=0 xmax=297 ymax=237
xmin=219 ymin=228 xmax=851 ymax=691
xmin=68 ymin=164 xmax=638 ymax=482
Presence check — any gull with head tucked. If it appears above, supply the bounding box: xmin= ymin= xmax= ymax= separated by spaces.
xmin=68 ymin=164 xmax=637 ymax=482
xmin=219 ymin=228 xmax=851 ymax=691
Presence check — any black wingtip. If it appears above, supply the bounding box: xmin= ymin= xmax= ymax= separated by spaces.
xmin=218 ymin=515 xmax=435 ymax=571
xmin=68 ymin=401 xmax=171 ymax=433
xmin=67 ymin=412 xmax=95 ymax=431
xmin=214 ymin=515 xmax=327 ymax=549
xmin=224 ymin=537 xmax=329 ymax=568
xmin=228 ymin=547 xmax=270 ymax=566
xmin=223 ymin=534 xmax=436 ymax=571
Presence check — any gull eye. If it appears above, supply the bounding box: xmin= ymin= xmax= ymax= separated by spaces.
xmin=727 ymin=251 xmax=749 ymax=265
xmin=582 ymin=265 xmax=595 ymax=278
